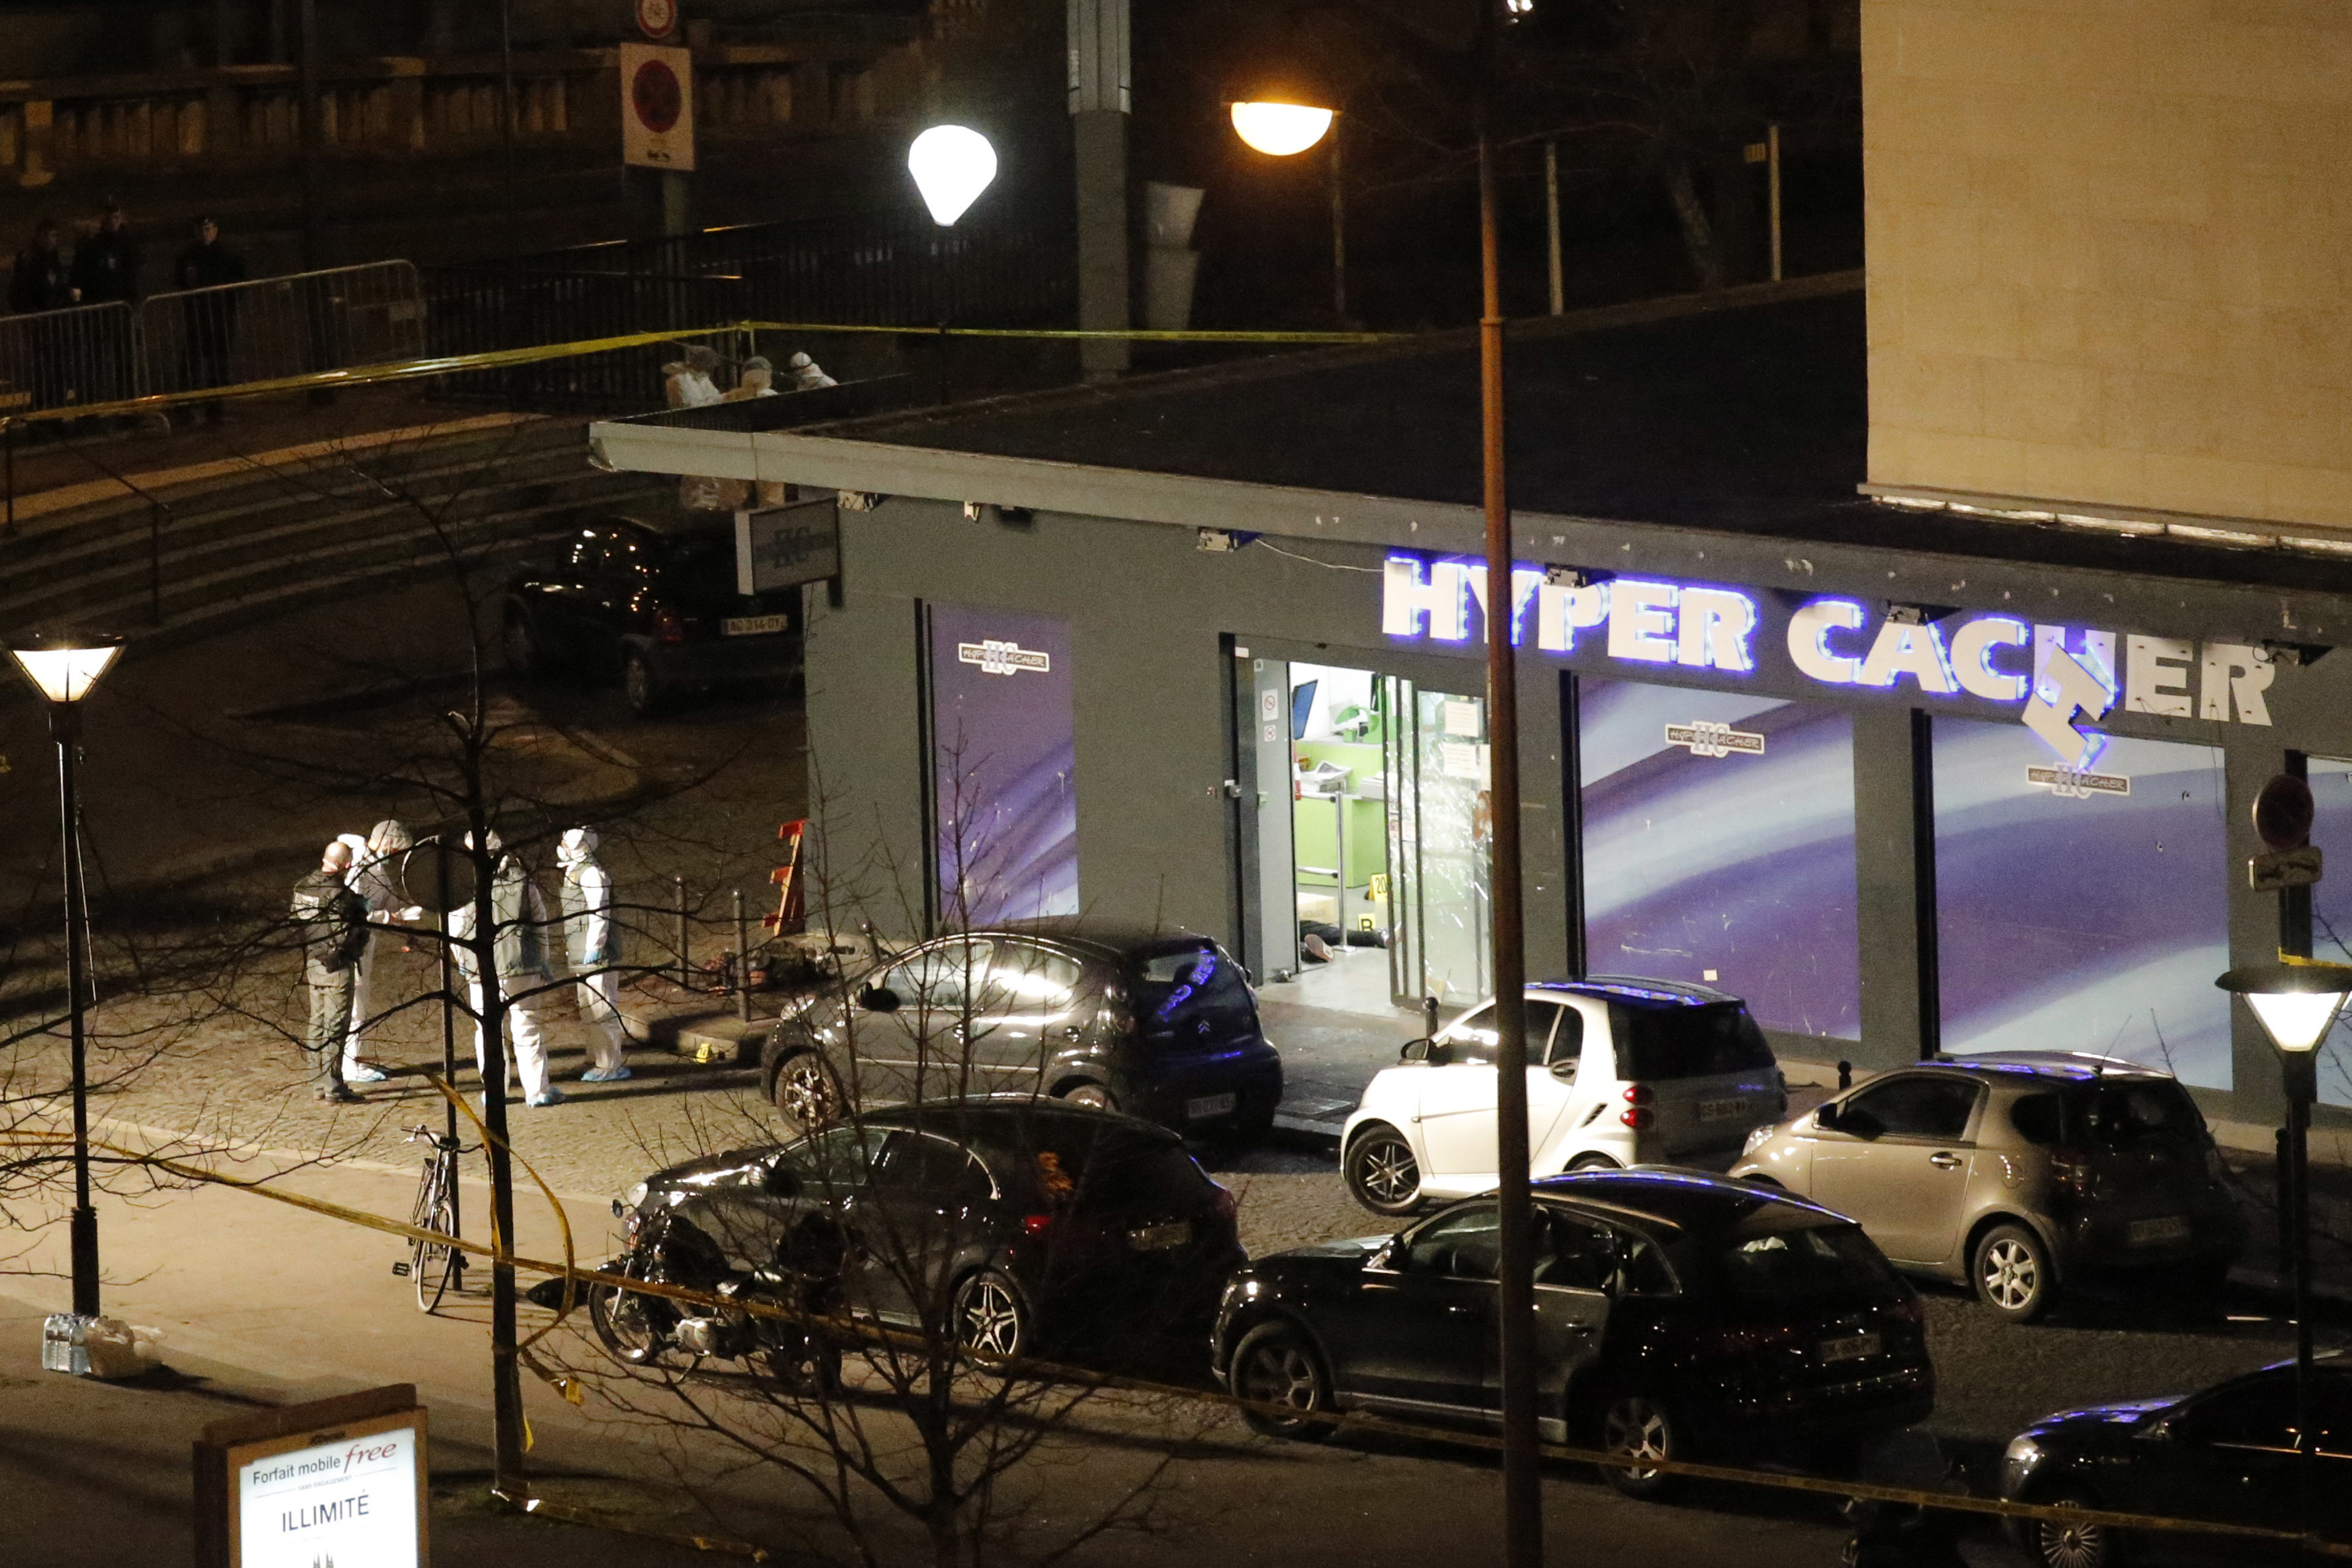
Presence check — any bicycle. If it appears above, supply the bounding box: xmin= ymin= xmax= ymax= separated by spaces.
xmin=392 ymin=1123 xmax=475 ymax=1312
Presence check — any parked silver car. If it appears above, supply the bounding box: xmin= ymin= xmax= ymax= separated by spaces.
xmin=1730 ymin=1052 xmax=2245 ymax=1322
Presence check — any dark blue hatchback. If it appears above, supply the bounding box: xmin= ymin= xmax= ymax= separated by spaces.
xmin=760 ymin=924 xmax=1285 ymax=1142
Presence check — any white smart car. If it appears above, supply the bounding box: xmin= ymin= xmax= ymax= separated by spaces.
xmin=1339 ymin=977 xmax=1788 ymax=1215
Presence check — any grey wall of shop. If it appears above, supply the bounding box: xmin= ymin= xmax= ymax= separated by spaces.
xmin=803 ymin=491 xmax=2352 ymax=1130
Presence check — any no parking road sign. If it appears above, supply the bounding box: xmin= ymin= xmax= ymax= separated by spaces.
xmin=622 ymin=42 xmax=695 ymax=171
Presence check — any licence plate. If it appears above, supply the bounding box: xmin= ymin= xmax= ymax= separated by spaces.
xmin=1698 ymin=1096 xmax=1750 ymax=1124
xmin=1129 ymin=1221 xmax=1190 ymax=1252
xmin=1185 ymin=1093 xmax=1237 ymax=1120
xmin=2129 ymin=1215 xmax=2192 ymax=1246
xmin=1819 ymin=1333 xmax=1880 ymax=1363
xmin=723 ymin=614 xmax=790 ymax=637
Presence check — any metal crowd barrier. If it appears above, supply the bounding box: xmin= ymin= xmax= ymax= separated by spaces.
xmin=0 ymin=300 xmax=141 ymax=414
xmin=138 ymin=260 xmax=426 ymax=399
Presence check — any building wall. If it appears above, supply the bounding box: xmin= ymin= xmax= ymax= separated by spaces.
xmin=1864 ymin=1 xmax=2352 ymax=528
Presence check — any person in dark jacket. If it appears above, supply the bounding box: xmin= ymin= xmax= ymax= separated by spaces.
xmin=70 ymin=203 xmax=139 ymax=305
xmin=9 ymin=218 xmax=78 ymax=411
xmin=293 ymin=841 xmax=371 ymax=1103
xmin=173 ymin=215 xmax=247 ymax=423
xmin=70 ymin=204 xmax=140 ymax=407
xmin=9 ymin=218 xmax=75 ymax=314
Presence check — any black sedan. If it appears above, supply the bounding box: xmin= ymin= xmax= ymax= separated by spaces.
xmin=762 ymin=924 xmax=1285 ymax=1142
xmin=1211 ymin=1170 xmax=1934 ymax=1496
xmin=2001 ymin=1358 xmax=2352 ymax=1567
xmin=604 ymin=1100 xmax=1244 ymax=1363
xmin=503 ymin=509 xmax=801 ymax=714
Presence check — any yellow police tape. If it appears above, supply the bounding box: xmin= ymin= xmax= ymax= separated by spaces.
xmin=0 ymin=318 xmax=1404 ymax=428
xmin=11 ymin=1118 xmax=2342 ymax=1558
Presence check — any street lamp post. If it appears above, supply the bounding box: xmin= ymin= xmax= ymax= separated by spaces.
xmin=1231 ymin=8 xmax=1542 ymax=1563
xmin=2217 ymin=958 xmax=2352 ymax=1544
xmin=8 ymin=633 xmax=125 ymax=1334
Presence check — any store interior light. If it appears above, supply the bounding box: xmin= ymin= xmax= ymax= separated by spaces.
xmin=2217 ymin=962 xmax=2352 ymax=1054
xmin=908 ymin=125 xmax=998 ymax=227
xmin=9 ymin=638 xmax=123 ymax=704
xmin=1230 ymin=101 xmax=1335 ymax=157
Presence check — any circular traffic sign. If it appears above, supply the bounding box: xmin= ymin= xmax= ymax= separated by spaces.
xmin=399 ymin=839 xmax=478 ymax=915
xmin=631 ymin=58 xmax=683 ymax=133
xmin=635 ymin=0 xmax=678 ymax=40
xmin=2255 ymin=772 xmax=2316 ymax=851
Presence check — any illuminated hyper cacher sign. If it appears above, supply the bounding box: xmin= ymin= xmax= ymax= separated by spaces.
xmin=1378 ymin=555 xmax=2285 ymax=763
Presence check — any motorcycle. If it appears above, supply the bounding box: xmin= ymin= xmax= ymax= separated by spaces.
xmin=588 ymin=1209 xmax=844 ymax=1396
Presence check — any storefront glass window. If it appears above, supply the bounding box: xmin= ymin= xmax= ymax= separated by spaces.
xmin=1580 ymin=678 xmax=1861 ymax=1042
xmin=928 ymin=604 xmax=1078 ymax=924
xmin=1933 ymin=720 xmax=2229 ymax=1088
xmin=2303 ymin=757 xmax=2352 ymax=1107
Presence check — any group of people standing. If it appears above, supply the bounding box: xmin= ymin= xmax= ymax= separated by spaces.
xmin=662 ymin=342 xmax=837 ymax=512
xmin=291 ymin=823 xmax=634 ymax=1108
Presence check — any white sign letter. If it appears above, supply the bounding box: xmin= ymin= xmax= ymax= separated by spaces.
xmin=2200 ymin=642 xmax=2275 ymax=725
xmin=2125 ymin=635 xmax=2196 ymax=718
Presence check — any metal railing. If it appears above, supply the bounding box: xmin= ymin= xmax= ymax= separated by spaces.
xmin=0 ymin=300 xmax=139 ymax=414
xmin=138 ymin=260 xmax=426 ymax=398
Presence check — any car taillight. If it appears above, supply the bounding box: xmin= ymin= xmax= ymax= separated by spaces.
xmin=1210 ymin=1184 xmax=1238 ymax=1223
xmin=1889 ymin=1293 xmax=1926 ymax=1327
xmin=2049 ymin=1147 xmax=2093 ymax=1199
xmin=653 ymin=606 xmax=685 ymax=644
xmin=1623 ymin=1083 xmax=1654 ymax=1105
xmin=1621 ymin=1086 xmax=1655 ymax=1131
xmin=1023 ymin=1214 xmax=1054 ymax=1236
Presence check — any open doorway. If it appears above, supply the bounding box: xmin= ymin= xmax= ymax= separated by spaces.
xmin=1242 ymin=656 xmax=1492 ymax=1016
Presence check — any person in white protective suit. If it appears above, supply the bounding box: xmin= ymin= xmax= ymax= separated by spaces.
xmin=447 ymin=829 xmax=562 ymax=1108
xmin=787 ymin=350 xmax=836 ymax=390
xmin=340 ymin=819 xmax=422 ymax=1083
xmin=557 ymin=827 xmax=633 ymax=1082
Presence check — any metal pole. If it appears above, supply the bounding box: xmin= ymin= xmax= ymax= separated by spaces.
xmin=55 ymin=702 xmax=98 ymax=1320
xmin=734 ymin=888 xmax=752 ymax=1024
xmin=148 ymin=503 xmax=164 ymax=627
xmin=438 ymin=847 xmax=459 ymax=1246
xmin=2286 ymin=1047 xmax=2315 ymax=1542
xmin=499 ymin=0 xmax=516 ymax=204
xmin=1330 ymin=113 xmax=1348 ymax=325
xmin=1477 ymin=17 xmax=1540 ymax=1565
xmin=1544 ymin=138 xmax=1564 ymax=316
xmin=1767 ymin=123 xmax=1783 ymax=283
xmin=468 ymin=826 xmax=524 ymax=1500
xmin=674 ymin=875 xmax=690 ymax=986
xmin=297 ymin=0 xmax=320 ymax=271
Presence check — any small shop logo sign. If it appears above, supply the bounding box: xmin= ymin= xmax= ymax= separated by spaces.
xmin=1665 ymin=721 xmax=1764 ymax=759
xmin=959 ymin=640 xmax=1050 ymax=677
xmin=2027 ymin=765 xmax=2131 ymax=799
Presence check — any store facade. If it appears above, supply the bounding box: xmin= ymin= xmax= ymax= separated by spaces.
xmin=590 ymin=401 xmax=2352 ymax=1131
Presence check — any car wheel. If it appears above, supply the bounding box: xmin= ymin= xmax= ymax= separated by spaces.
xmin=1229 ymin=1321 xmax=1338 ymax=1441
xmin=1567 ymin=1153 xmax=1621 ymax=1173
xmin=1058 ymin=1082 xmax=1117 ymax=1112
xmin=503 ymin=608 xmax=551 ymax=681
xmin=1599 ymin=1391 xmax=1682 ymax=1500
xmin=623 ymin=647 xmax=668 ymax=716
xmin=1973 ymin=1222 xmax=2053 ymax=1322
xmin=1344 ymin=1125 xmax=1423 ymax=1217
xmin=2030 ymin=1492 xmax=2120 ymax=1568
xmin=951 ymin=1269 xmax=1032 ymax=1362
xmin=771 ymin=1053 xmax=843 ymax=1130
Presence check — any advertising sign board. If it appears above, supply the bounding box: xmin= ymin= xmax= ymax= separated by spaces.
xmin=621 ymin=43 xmax=695 ymax=171
xmin=735 ymin=499 xmax=840 ymax=594
xmin=195 ymin=1385 xmax=426 ymax=1568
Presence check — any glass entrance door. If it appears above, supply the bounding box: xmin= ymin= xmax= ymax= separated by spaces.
xmin=1382 ymin=677 xmax=1492 ymax=1011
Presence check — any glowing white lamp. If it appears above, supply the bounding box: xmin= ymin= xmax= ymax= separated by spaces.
xmin=1230 ymin=101 xmax=1335 ymax=157
xmin=2218 ymin=962 xmax=2352 ymax=1054
xmin=9 ymin=637 xmax=122 ymax=705
xmin=909 ymin=125 xmax=998 ymax=227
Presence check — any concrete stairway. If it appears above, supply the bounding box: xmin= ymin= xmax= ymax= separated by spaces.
xmin=0 ymin=413 xmax=666 ymax=644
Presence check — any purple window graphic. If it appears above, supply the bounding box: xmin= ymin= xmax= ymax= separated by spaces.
xmin=1580 ymin=678 xmax=1861 ymax=1042
xmin=928 ymin=604 xmax=1078 ymax=925
xmin=1934 ymin=720 xmax=2229 ymax=1089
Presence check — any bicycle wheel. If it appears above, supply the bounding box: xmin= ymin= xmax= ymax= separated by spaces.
xmin=410 ymin=1158 xmax=462 ymax=1314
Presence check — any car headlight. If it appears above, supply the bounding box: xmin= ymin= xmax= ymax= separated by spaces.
xmin=1742 ymin=1123 xmax=1776 ymax=1157
xmin=2002 ymin=1435 xmax=2043 ymax=1486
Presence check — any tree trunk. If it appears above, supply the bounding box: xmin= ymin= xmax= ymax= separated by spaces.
xmin=1663 ymin=155 xmax=1727 ymax=291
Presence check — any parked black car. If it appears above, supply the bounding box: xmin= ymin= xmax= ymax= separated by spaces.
xmin=1211 ymin=1169 xmax=1934 ymax=1497
xmin=761 ymin=924 xmax=1285 ymax=1142
xmin=503 ymin=510 xmax=801 ymax=714
xmin=2001 ymin=1357 xmax=2352 ymax=1568
xmin=594 ymin=1100 xmax=1244 ymax=1371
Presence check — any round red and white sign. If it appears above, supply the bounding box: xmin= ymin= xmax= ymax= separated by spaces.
xmin=631 ymin=58 xmax=683 ymax=133
xmin=634 ymin=0 xmax=677 ymax=40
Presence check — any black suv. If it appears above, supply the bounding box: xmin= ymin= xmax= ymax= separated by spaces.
xmin=761 ymin=925 xmax=1285 ymax=1143
xmin=1212 ymin=1169 xmax=1933 ymax=1497
xmin=503 ymin=510 xmax=801 ymax=714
